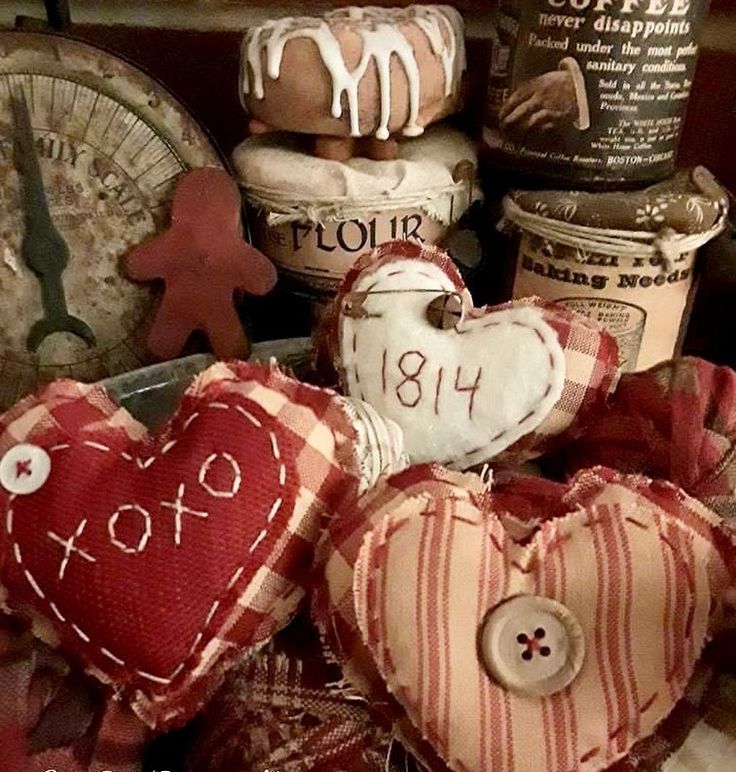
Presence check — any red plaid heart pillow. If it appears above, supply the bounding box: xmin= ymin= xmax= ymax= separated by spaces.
xmin=0 ymin=362 xmax=388 ymax=730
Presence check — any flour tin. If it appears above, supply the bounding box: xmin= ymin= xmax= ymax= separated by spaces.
xmin=233 ymin=125 xmax=478 ymax=296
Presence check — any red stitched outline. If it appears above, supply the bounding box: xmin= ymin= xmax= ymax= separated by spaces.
xmin=575 ymin=692 xmax=658 ymax=767
xmin=625 ymin=517 xmax=649 ymax=530
xmin=489 ymin=533 xmax=504 ymax=553
xmin=639 ymin=692 xmax=658 ymax=713
xmin=579 ymin=747 xmax=600 ymax=763
xmin=344 ymin=267 xmax=564 ymax=463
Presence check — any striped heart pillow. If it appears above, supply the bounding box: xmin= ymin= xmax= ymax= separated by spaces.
xmin=342 ymin=467 xmax=733 ymax=771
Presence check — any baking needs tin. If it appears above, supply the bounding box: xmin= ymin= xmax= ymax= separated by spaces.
xmin=503 ymin=168 xmax=729 ymax=372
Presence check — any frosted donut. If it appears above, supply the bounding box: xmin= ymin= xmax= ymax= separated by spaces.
xmin=240 ymin=5 xmax=466 ymax=158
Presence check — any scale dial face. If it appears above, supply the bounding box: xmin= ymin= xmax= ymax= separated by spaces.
xmin=0 ymin=32 xmax=223 ymax=409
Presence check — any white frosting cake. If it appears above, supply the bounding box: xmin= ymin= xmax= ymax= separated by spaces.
xmin=240 ymin=5 xmax=466 ymax=140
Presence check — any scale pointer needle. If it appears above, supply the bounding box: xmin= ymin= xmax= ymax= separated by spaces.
xmin=11 ymin=90 xmax=96 ymax=351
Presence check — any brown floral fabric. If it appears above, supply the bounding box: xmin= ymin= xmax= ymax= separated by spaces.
xmin=512 ymin=168 xmax=727 ymax=235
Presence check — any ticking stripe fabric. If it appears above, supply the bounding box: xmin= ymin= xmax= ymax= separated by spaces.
xmin=318 ymin=463 xmax=732 ymax=772
xmin=354 ymin=493 xmax=726 ymax=772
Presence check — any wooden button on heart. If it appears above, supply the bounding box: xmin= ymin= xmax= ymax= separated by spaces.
xmin=426 ymin=292 xmax=463 ymax=330
xmin=480 ymin=595 xmax=585 ymax=697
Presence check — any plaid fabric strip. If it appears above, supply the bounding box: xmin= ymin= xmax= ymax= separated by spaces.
xmin=551 ymin=357 xmax=736 ymax=523
xmin=188 ymin=618 xmax=392 ymax=772
xmin=0 ymin=380 xmax=127 ymax=455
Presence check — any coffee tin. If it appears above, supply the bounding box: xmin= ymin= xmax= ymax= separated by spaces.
xmin=484 ymin=0 xmax=711 ymax=187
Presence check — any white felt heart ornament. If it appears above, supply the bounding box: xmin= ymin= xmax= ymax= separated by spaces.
xmin=353 ymin=487 xmax=728 ymax=772
xmin=322 ymin=241 xmax=620 ymax=469
xmin=338 ymin=259 xmax=565 ymax=469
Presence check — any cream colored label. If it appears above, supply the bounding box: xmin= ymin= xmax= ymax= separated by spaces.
xmin=513 ymin=233 xmax=696 ymax=371
xmin=250 ymin=207 xmax=446 ymax=292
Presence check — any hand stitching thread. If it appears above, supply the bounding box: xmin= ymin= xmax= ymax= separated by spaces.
xmin=5 ymin=399 xmax=286 ymax=688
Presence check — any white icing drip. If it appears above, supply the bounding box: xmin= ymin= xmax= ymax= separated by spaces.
xmin=413 ymin=5 xmax=466 ymax=98
xmin=241 ymin=5 xmax=465 ymax=140
xmin=243 ymin=26 xmax=267 ymax=100
xmin=358 ymin=25 xmax=422 ymax=139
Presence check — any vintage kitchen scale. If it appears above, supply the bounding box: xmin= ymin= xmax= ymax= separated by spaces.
xmin=0 ymin=25 xmax=223 ymax=409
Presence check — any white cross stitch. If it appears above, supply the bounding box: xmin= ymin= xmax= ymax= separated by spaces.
xmin=161 ymin=483 xmax=209 ymax=546
xmin=47 ymin=519 xmax=97 ymax=580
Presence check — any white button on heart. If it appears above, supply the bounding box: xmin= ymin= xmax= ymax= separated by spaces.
xmin=480 ymin=595 xmax=585 ymax=697
xmin=0 ymin=444 xmax=51 ymax=495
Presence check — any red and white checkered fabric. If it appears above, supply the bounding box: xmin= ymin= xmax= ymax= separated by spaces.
xmin=498 ymin=296 xmax=620 ymax=463
xmin=0 ymin=362 xmax=363 ymax=731
xmin=315 ymin=240 xmax=620 ymax=467
xmin=550 ymin=357 xmax=736 ymax=524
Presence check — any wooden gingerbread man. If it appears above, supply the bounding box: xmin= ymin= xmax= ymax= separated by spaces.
xmin=124 ymin=167 xmax=277 ymax=360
